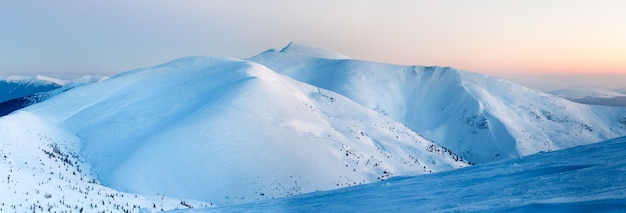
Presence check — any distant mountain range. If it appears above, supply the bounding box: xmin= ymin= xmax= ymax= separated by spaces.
xmin=0 ymin=75 xmax=107 ymax=116
xmin=548 ymin=87 xmax=626 ymax=107
xmin=0 ymin=75 xmax=64 ymax=102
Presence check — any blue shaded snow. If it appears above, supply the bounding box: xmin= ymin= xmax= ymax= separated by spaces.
xmin=179 ymin=136 xmax=626 ymax=212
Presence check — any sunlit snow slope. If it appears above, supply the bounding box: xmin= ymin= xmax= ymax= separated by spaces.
xmin=0 ymin=112 xmax=209 ymax=212
xmin=196 ymin=136 xmax=626 ymax=212
xmin=250 ymin=43 xmax=626 ymax=163
xmin=5 ymin=56 xmax=469 ymax=206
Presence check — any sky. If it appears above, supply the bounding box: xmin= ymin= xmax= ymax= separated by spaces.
xmin=1 ymin=0 xmax=625 ymax=88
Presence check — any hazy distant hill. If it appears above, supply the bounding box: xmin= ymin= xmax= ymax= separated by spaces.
xmin=0 ymin=75 xmax=64 ymax=103
xmin=0 ymin=75 xmax=107 ymax=116
xmin=548 ymin=88 xmax=626 ymax=107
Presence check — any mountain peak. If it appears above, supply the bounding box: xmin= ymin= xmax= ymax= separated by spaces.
xmin=279 ymin=41 xmax=350 ymax=60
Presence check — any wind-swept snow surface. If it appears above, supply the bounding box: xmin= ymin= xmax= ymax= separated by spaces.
xmin=250 ymin=44 xmax=626 ymax=163
xmin=187 ymin=136 xmax=626 ymax=212
xmin=4 ymin=56 xmax=469 ymax=206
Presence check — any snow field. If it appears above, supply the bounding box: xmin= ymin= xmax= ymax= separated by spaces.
xmin=188 ymin=136 xmax=626 ymax=212
xmin=0 ymin=111 xmax=211 ymax=212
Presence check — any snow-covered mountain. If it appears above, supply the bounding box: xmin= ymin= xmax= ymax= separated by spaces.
xmin=1 ymin=42 xmax=625 ymax=211
xmin=0 ymin=75 xmax=107 ymax=116
xmin=194 ymin=135 xmax=626 ymax=212
xmin=250 ymin=43 xmax=626 ymax=163
xmin=1 ymin=56 xmax=469 ymax=208
xmin=0 ymin=75 xmax=65 ymax=103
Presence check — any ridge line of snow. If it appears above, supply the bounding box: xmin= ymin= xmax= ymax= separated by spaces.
xmin=278 ymin=41 xmax=351 ymax=60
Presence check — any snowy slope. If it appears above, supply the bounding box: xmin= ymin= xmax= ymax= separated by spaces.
xmin=187 ymin=136 xmax=626 ymax=212
xmin=4 ymin=56 xmax=469 ymax=206
xmin=0 ymin=111 xmax=212 ymax=212
xmin=249 ymin=44 xmax=626 ymax=163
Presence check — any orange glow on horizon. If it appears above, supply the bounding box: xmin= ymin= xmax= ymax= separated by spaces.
xmin=463 ymin=59 xmax=626 ymax=76
xmin=408 ymin=45 xmax=626 ymax=76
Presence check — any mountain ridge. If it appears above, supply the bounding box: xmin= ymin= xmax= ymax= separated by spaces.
xmin=278 ymin=41 xmax=351 ymax=60
xmin=249 ymin=45 xmax=626 ymax=163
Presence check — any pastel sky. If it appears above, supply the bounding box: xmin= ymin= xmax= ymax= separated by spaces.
xmin=1 ymin=1 xmax=626 ymax=80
